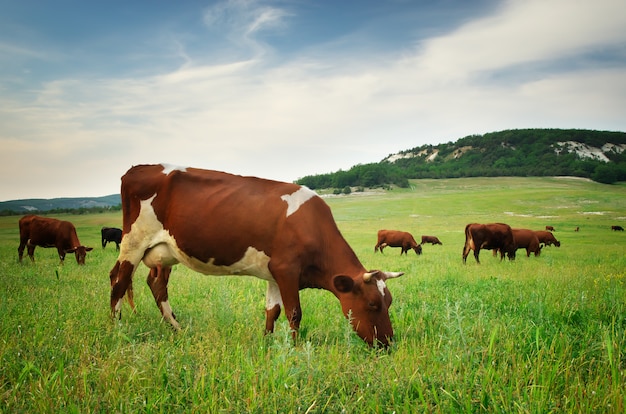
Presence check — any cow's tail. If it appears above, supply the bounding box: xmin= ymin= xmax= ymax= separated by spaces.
xmin=462 ymin=224 xmax=474 ymax=263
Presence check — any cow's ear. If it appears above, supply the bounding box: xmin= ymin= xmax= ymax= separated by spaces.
xmin=85 ymin=247 xmax=94 ymax=252
xmin=333 ymin=275 xmax=354 ymax=293
xmin=65 ymin=248 xmax=77 ymax=253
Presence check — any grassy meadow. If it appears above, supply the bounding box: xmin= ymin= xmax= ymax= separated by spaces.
xmin=1 ymin=176 xmax=625 ymax=412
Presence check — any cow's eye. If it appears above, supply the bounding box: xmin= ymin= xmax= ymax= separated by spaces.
xmin=368 ymin=301 xmax=380 ymax=311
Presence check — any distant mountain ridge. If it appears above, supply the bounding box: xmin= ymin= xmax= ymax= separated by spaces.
xmin=3 ymin=129 xmax=626 ymax=213
xmin=297 ymin=129 xmax=626 ymax=189
xmin=0 ymin=194 xmax=121 ymax=215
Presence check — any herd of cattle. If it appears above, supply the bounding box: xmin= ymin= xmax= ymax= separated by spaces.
xmin=13 ymin=163 xmax=625 ymax=347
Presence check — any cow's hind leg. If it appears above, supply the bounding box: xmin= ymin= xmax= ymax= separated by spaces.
xmin=110 ymin=260 xmax=137 ymax=319
xmin=17 ymin=240 xmax=26 ymax=263
xmin=26 ymin=243 xmax=36 ymax=263
xmin=462 ymin=245 xmax=471 ymax=263
xmin=146 ymin=264 xmax=180 ymax=330
xmin=474 ymin=249 xmax=481 ymax=263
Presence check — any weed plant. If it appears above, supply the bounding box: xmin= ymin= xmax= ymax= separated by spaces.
xmin=0 ymin=177 xmax=625 ymax=412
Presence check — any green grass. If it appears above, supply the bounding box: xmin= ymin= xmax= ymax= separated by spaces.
xmin=1 ymin=177 xmax=625 ymax=412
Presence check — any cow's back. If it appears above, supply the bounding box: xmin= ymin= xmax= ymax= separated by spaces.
xmin=120 ymin=164 xmax=348 ymax=270
xmin=23 ymin=216 xmax=60 ymax=246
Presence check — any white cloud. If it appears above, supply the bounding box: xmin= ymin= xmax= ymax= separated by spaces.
xmin=1 ymin=0 xmax=625 ymax=200
xmin=415 ymin=0 xmax=626 ymax=80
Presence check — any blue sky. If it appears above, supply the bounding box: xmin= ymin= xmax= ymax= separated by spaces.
xmin=1 ymin=0 xmax=625 ymax=200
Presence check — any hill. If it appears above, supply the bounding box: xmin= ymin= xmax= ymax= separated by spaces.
xmin=296 ymin=128 xmax=626 ymax=189
xmin=0 ymin=194 xmax=121 ymax=215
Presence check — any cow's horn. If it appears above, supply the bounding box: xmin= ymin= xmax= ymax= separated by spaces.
xmin=384 ymin=271 xmax=404 ymax=279
xmin=363 ymin=272 xmax=374 ymax=282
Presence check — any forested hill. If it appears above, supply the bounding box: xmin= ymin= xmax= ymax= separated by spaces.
xmin=296 ymin=129 xmax=626 ymax=190
xmin=0 ymin=194 xmax=121 ymax=216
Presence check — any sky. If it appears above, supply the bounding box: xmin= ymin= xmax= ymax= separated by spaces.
xmin=1 ymin=0 xmax=625 ymax=201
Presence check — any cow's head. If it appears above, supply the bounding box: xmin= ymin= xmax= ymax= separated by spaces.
xmin=66 ymin=246 xmax=93 ymax=265
xmin=413 ymin=245 xmax=423 ymax=255
xmin=333 ymin=270 xmax=403 ymax=347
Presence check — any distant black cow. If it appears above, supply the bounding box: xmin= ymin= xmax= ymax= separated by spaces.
xmin=611 ymin=225 xmax=624 ymax=231
xmin=101 ymin=227 xmax=122 ymax=250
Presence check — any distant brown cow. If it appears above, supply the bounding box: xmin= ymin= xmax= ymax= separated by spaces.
xmin=18 ymin=215 xmax=93 ymax=265
xmin=463 ymin=223 xmax=516 ymax=264
xmin=421 ymin=235 xmax=442 ymax=245
xmin=375 ymin=230 xmax=422 ymax=255
xmin=545 ymin=225 xmax=555 ymax=231
xmin=534 ymin=230 xmax=561 ymax=247
xmin=512 ymin=229 xmax=542 ymax=257
xmin=611 ymin=225 xmax=624 ymax=231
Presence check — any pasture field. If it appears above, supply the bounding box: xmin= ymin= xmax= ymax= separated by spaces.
xmin=1 ymin=177 xmax=625 ymax=412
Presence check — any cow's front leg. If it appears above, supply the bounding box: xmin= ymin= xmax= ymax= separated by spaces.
xmin=264 ymin=281 xmax=282 ymax=333
xmin=146 ymin=265 xmax=180 ymax=330
xmin=57 ymin=248 xmax=66 ymax=265
xmin=267 ymin=262 xmax=303 ymax=342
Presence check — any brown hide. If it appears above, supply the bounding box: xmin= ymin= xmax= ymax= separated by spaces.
xmin=512 ymin=229 xmax=542 ymax=257
xmin=462 ymin=223 xmax=516 ymax=264
xmin=375 ymin=230 xmax=422 ymax=255
xmin=18 ymin=215 xmax=92 ymax=264
xmin=545 ymin=225 xmax=555 ymax=231
xmin=534 ymin=230 xmax=561 ymax=247
xmin=421 ymin=235 xmax=442 ymax=245
xmin=109 ymin=164 xmax=403 ymax=347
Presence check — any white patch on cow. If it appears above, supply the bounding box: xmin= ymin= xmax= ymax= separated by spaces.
xmin=265 ymin=281 xmax=283 ymax=310
xmin=117 ymin=195 xmax=167 ymax=266
xmin=281 ymin=186 xmax=316 ymax=217
xmin=185 ymin=246 xmax=273 ymax=280
xmin=161 ymin=163 xmax=187 ymax=175
xmin=376 ymin=279 xmax=387 ymax=298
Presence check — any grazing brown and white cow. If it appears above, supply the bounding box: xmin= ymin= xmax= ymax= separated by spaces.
xmin=109 ymin=164 xmax=403 ymax=347
xmin=18 ymin=215 xmax=93 ymax=265
xmin=374 ymin=230 xmax=422 ymax=255
xmin=534 ymin=230 xmax=561 ymax=247
xmin=512 ymin=229 xmax=542 ymax=257
xmin=462 ymin=223 xmax=516 ymax=264
xmin=421 ymin=235 xmax=442 ymax=245
xmin=101 ymin=227 xmax=123 ymax=250
xmin=611 ymin=225 xmax=624 ymax=231
xmin=545 ymin=225 xmax=555 ymax=231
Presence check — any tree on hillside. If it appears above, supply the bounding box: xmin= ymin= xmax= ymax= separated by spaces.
xmin=295 ymin=129 xmax=626 ymax=188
